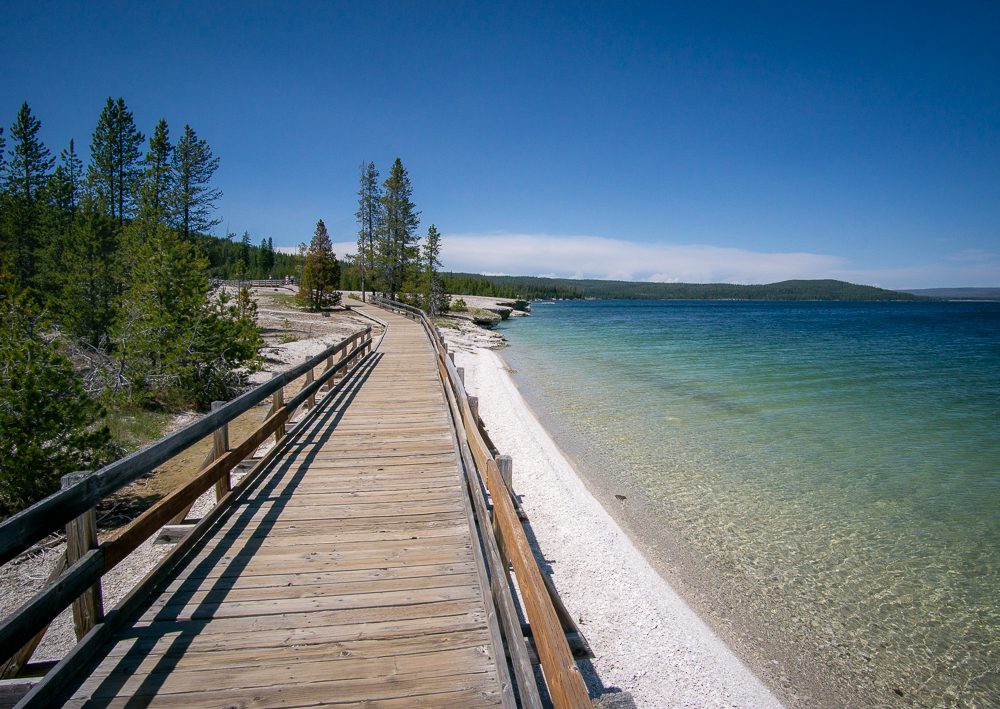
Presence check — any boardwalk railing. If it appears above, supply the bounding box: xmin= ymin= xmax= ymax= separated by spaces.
xmin=0 ymin=326 xmax=374 ymax=688
xmin=214 ymin=278 xmax=291 ymax=289
xmin=373 ymin=297 xmax=592 ymax=709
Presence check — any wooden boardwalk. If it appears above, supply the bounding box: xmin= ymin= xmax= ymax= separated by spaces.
xmin=60 ymin=308 xmax=508 ymax=707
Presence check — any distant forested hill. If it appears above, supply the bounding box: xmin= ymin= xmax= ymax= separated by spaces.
xmin=902 ymin=288 xmax=1000 ymax=301
xmin=448 ymin=275 xmax=924 ymax=301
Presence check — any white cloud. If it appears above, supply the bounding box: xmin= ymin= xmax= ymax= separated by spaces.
xmin=436 ymin=232 xmax=847 ymax=284
xmin=946 ymin=249 xmax=998 ymax=263
xmin=306 ymin=233 xmax=1000 ymax=289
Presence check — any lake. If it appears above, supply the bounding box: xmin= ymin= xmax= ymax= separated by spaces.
xmin=500 ymin=300 xmax=999 ymax=707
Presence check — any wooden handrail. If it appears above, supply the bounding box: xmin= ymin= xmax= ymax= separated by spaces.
xmin=372 ymin=297 xmax=591 ymax=709
xmin=0 ymin=327 xmax=374 ymax=675
xmin=436 ymin=354 xmax=544 ymax=709
xmin=0 ymin=327 xmax=371 ymax=566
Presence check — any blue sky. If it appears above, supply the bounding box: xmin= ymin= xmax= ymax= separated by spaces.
xmin=2 ymin=1 xmax=998 ymax=288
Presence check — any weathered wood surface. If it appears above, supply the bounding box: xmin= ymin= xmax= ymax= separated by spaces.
xmin=56 ymin=309 xmax=509 ymax=708
xmin=381 ymin=297 xmax=589 ymax=709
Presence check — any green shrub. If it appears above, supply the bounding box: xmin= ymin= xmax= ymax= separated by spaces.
xmin=0 ymin=297 xmax=113 ymax=517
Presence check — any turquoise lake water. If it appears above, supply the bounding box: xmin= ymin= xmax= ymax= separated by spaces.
xmin=498 ymin=300 xmax=999 ymax=707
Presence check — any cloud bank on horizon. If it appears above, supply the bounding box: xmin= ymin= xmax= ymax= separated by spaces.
xmin=326 ymin=232 xmax=1000 ymax=290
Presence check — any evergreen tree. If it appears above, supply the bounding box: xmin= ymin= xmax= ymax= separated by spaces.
xmin=3 ymin=102 xmax=54 ymax=287
xmin=236 ymin=231 xmax=251 ymax=279
xmin=378 ymin=158 xmax=419 ymax=300
xmin=185 ymin=286 xmax=262 ymax=406
xmin=112 ymin=221 xmax=202 ymax=401
xmin=59 ymin=205 xmax=120 ymax=347
xmin=172 ymin=124 xmax=221 ymax=240
xmin=260 ymin=237 xmax=275 ymax=275
xmin=299 ymin=219 xmax=341 ymax=310
xmin=111 ymin=218 xmax=262 ymax=407
xmin=0 ymin=294 xmax=112 ymax=516
xmin=0 ymin=127 xmax=4 ymax=281
xmin=87 ymin=97 xmax=144 ymax=225
xmin=5 ymin=102 xmax=53 ymax=202
xmin=355 ymin=161 xmax=382 ymax=302
xmin=421 ymin=224 xmax=447 ymax=315
xmin=38 ymin=139 xmax=85 ymax=304
xmin=139 ymin=118 xmax=173 ymax=223
xmin=50 ymin=139 xmax=84 ymax=214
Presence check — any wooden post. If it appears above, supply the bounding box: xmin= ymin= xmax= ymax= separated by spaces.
xmin=305 ymin=369 xmax=316 ymax=409
xmin=448 ymin=351 xmax=456 ymax=365
xmin=498 ymin=455 xmax=513 ymax=493
xmin=468 ymin=396 xmax=479 ymax=427
xmin=323 ymin=353 xmax=335 ymax=391
xmin=61 ymin=473 xmax=103 ymax=640
xmin=457 ymin=367 xmax=465 ymax=386
xmin=332 ymin=345 xmax=343 ymax=385
xmin=272 ymin=388 xmax=284 ymax=444
xmin=212 ymin=402 xmax=230 ymax=500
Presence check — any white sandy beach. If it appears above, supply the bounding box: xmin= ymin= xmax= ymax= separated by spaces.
xmin=451 ymin=342 xmax=783 ymax=708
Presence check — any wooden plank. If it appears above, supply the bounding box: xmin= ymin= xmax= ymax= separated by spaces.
xmin=137 ymin=585 xmax=484 ymax=624
xmin=120 ymin=608 xmax=488 ymax=653
xmin=145 ymin=572 xmax=482 ymax=610
xmin=129 ymin=598 xmax=486 ymax=636
xmin=74 ymin=645 xmax=497 ymax=702
xmin=65 ymin=673 xmax=501 ymax=708
xmin=98 ymin=628 xmax=493 ymax=673
xmin=195 ymin=521 xmax=470 ymax=547
xmin=160 ymin=560 xmax=478 ymax=591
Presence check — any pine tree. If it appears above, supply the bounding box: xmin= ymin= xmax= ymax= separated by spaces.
xmin=260 ymin=237 xmax=275 ymax=276
xmin=139 ymin=118 xmax=173 ymax=224
xmin=111 ymin=220 xmax=211 ymax=402
xmin=39 ymin=140 xmax=86 ymax=306
xmin=378 ymin=158 xmax=419 ymax=300
xmin=300 ymin=219 xmax=341 ymax=310
xmin=0 ymin=294 xmax=112 ymax=515
xmin=172 ymin=124 xmax=221 ymax=240
xmin=87 ymin=97 xmax=145 ymax=225
xmin=5 ymin=102 xmax=53 ymax=203
xmin=111 ymin=218 xmax=261 ymax=407
xmin=236 ymin=231 xmax=251 ymax=279
xmin=3 ymin=102 xmax=54 ymax=287
xmin=59 ymin=205 xmax=120 ymax=347
xmin=421 ymin=224 xmax=447 ymax=315
xmin=50 ymin=139 xmax=84 ymax=214
xmin=355 ymin=161 xmax=382 ymax=302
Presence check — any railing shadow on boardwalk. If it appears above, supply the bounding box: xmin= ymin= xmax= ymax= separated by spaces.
xmin=60 ymin=353 xmax=383 ymax=706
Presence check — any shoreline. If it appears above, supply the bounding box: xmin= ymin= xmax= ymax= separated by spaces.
xmin=448 ymin=337 xmax=782 ymax=707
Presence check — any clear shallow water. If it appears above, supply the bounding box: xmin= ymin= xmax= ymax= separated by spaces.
xmin=500 ymin=300 xmax=999 ymax=707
